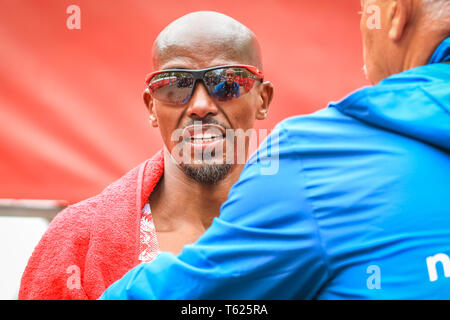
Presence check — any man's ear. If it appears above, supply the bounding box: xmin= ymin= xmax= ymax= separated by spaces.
xmin=388 ymin=0 xmax=412 ymax=42
xmin=255 ymin=81 xmax=274 ymax=120
xmin=143 ymin=88 xmax=158 ymax=127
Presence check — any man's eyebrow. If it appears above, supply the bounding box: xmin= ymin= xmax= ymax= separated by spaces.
xmin=161 ymin=64 xmax=238 ymax=71
xmin=161 ymin=66 xmax=189 ymax=70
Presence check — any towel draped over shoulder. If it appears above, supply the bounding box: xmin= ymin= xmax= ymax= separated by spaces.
xmin=19 ymin=151 xmax=164 ymax=300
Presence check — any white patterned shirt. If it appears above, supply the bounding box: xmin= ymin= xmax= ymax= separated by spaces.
xmin=138 ymin=201 xmax=161 ymax=262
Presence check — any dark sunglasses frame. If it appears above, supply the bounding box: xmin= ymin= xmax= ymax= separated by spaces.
xmin=145 ymin=64 xmax=264 ymax=103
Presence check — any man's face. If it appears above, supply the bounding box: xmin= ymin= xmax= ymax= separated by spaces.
xmin=226 ymin=70 xmax=235 ymax=85
xmin=147 ymin=42 xmax=268 ymax=184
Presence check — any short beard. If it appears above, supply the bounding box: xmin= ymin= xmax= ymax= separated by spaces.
xmin=180 ymin=163 xmax=232 ymax=185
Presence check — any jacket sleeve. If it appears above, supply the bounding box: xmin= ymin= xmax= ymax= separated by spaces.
xmin=18 ymin=205 xmax=91 ymax=300
xmin=100 ymin=123 xmax=330 ymax=300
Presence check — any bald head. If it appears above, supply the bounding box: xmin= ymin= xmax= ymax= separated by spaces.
xmin=152 ymin=11 xmax=263 ymax=70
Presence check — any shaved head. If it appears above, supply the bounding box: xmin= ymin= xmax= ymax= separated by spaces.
xmin=146 ymin=12 xmax=274 ymax=186
xmin=152 ymin=11 xmax=263 ymax=70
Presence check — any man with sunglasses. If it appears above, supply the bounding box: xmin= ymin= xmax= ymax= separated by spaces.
xmin=19 ymin=11 xmax=273 ymax=299
xmin=101 ymin=0 xmax=450 ymax=300
xmin=213 ymin=69 xmax=241 ymax=101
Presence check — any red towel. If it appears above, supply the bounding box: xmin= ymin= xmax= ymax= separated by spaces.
xmin=19 ymin=151 xmax=164 ymax=300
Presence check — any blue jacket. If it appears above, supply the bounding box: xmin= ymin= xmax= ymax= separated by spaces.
xmin=100 ymin=38 xmax=450 ymax=300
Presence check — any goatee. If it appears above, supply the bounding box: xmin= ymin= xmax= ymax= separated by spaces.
xmin=180 ymin=163 xmax=232 ymax=185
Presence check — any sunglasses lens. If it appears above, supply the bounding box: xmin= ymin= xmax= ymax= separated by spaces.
xmin=205 ymin=67 xmax=259 ymax=101
xmin=148 ymin=71 xmax=194 ymax=104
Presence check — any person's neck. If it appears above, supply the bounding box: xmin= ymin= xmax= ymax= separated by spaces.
xmin=149 ymin=153 xmax=245 ymax=232
xmin=398 ymin=29 xmax=448 ymax=73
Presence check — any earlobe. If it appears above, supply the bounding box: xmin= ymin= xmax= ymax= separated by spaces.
xmin=255 ymin=106 xmax=268 ymax=120
xmin=149 ymin=114 xmax=158 ymax=127
xmin=256 ymin=110 xmax=268 ymax=120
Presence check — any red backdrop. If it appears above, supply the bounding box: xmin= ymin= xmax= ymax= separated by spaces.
xmin=0 ymin=0 xmax=368 ymax=204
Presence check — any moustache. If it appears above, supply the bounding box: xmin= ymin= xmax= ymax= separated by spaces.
xmin=181 ymin=117 xmax=229 ymax=131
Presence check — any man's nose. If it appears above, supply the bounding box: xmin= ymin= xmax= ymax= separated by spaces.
xmin=186 ymin=82 xmax=218 ymax=119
